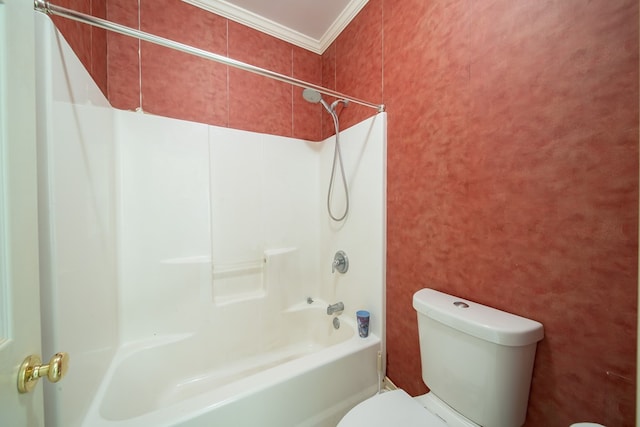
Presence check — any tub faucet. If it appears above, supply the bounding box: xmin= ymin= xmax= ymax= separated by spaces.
xmin=327 ymin=301 xmax=344 ymax=315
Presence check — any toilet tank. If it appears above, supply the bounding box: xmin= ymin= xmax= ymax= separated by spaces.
xmin=413 ymin=289 xmax=544 ymax=427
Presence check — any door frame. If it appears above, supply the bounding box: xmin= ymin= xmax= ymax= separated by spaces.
xmin=0 ymin=0 xmax=45 ymax=425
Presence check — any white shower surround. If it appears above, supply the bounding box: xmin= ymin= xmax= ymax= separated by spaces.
xmin=35 ymin=13 xmax=386 ymax=427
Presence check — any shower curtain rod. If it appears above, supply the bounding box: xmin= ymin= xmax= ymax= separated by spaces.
xmin=34 ymin=0 xmax=386 ymax=113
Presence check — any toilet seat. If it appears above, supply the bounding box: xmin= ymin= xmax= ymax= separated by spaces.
xmin=337 ymin=390 xmax=447 ymax=427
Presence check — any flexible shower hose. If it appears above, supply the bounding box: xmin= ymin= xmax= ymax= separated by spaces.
xmin=327 ymin=110 xmax=349 ymax=222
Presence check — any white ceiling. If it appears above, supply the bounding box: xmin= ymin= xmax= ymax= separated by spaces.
xmin=183 ymin=0 xmax=369 ymax=54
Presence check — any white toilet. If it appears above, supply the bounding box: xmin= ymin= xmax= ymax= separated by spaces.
xmin=338 ymin=288 xmax=544 ymax=427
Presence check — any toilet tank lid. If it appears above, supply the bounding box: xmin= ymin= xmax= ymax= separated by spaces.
xmin=413 ymin=288 xmax=544 ymax=347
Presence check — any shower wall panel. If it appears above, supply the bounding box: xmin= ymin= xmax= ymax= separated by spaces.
xmin=36 ymin=14 xmax=118 ymax=427
xmin=318 ymin=113 xmax=387 ymax=344
xmin=209 ymin=126 xmax=321 ymax=306
xmin=115 ymin=111 xmax=324 ymax=344
xmin=115 ymin=112 xmax=211 ymax=341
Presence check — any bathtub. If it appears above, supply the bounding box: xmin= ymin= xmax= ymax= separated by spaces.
xmin=81 ymin=301 xmax=381 ymax=427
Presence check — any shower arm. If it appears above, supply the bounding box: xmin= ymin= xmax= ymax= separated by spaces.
xmin=33 ymin=0 xmax=386 ymax=113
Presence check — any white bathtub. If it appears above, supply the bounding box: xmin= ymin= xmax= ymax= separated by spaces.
xmin=82 ymin=302 xmax=381 ymax=427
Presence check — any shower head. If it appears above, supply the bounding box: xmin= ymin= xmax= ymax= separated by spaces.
xmin=302 ymin=88 xmax=322 ymax=104
xmin=302 ymin=88 xmax=333 ymax=115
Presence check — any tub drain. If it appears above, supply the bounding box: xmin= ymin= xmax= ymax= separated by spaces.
xmin=333 ymin=317 xmax=340 ymax=329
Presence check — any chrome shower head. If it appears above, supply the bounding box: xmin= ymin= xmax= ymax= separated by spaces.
xmin=302 ymin=88 xmax=322 ymax=103
xmin=302 ymin=88 xmax=333 ymax=115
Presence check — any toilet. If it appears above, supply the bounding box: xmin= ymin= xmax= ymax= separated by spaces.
xmin=338 ymin=288 xmax=544 ymax=427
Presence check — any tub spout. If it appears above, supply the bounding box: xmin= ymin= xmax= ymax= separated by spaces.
xmin=327 ymin=302 xmax=344 ymax=315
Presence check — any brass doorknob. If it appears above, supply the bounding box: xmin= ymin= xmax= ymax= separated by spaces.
xmin=17 ymin=352 xmax=69 ymax=393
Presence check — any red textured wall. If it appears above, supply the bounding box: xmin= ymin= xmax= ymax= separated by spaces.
xmin=52 ymin=0 xmax=323 ymax=140
xmin=51 ymin=0 xmax=638 ymax=425
xmin=107 ymin=0 xmax=323 ymax=140
xmin=51 ymin=0 xmax=108 ymax=95
xmin=348 ymin=0 xmax=635 ymax=425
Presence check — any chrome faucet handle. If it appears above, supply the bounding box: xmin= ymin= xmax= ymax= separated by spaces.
xmin=332 ymin=250 xmax=348 ymax=274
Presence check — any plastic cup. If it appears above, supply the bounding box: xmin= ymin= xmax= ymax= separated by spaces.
xmin=356 ymin=310 xmax=370 ymax=338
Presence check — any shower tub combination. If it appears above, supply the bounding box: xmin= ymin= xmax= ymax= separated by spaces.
xmin=35 ymin=9 xmax=386 ymax=427
xmin=83 ymin=302 xmax=381 ymax=427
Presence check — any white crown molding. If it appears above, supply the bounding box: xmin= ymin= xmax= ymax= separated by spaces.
xmin=183 ymin=0 xmax=368 ymax=55
xmin=317 ymin=0 xmax=368 ymax=53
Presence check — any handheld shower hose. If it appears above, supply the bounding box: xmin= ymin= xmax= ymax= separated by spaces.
xmin=302 ymin=88 xmax=350 ymax=222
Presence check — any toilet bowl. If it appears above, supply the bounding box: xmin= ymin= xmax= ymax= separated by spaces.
xmin=337 ymin=289 xmax=544 ymax=427
xmin=337 ymin=389 xmax=482 ymax=427
xmin=337 ymin=390 xmax=447 ymax=427
xmin=338 ymin=391 xmax=607 ymax=427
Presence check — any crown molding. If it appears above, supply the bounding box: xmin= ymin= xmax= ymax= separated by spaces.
xmin=183 ymin=0 xmax=368 ymax=55
xmin=317 ymin=0 xmax=368 ymax=53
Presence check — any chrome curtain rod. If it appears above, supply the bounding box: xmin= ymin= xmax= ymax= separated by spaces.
xmin=34 ymin=0 xmax=385 ymax=113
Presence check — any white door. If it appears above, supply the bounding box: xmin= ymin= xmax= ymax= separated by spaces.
xmin=0 ymin=0 xmax=45 ymax=426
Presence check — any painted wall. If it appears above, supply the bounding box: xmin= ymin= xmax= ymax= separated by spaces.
xmin=49 ymin=0 xmax=638 ymax=425
xmin=325 ymin=0 xmax=638 ymax=425
xmin=324 ymin=1 xmax=637 ymax=426
xmin=51 ymin=0 xmax=325 ymax=141
xmin=49 ymin=0 xmax=108 ymax=95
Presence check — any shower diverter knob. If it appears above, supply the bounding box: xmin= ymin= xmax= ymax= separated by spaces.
xmin=332 ymin=251 xmax=349 ymax=274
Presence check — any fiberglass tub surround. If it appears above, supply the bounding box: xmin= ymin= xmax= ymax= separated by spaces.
xmin=36 ymin=14 xmax=386 ymax=427
xmin=100 ymin=303 xmax=356 ymax=421
xmin=92 ymin=302 xmax=380 ymax=426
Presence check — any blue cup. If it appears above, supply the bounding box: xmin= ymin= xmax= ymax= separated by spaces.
xmin=356 ymin=310 xmax=370 ymax=338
